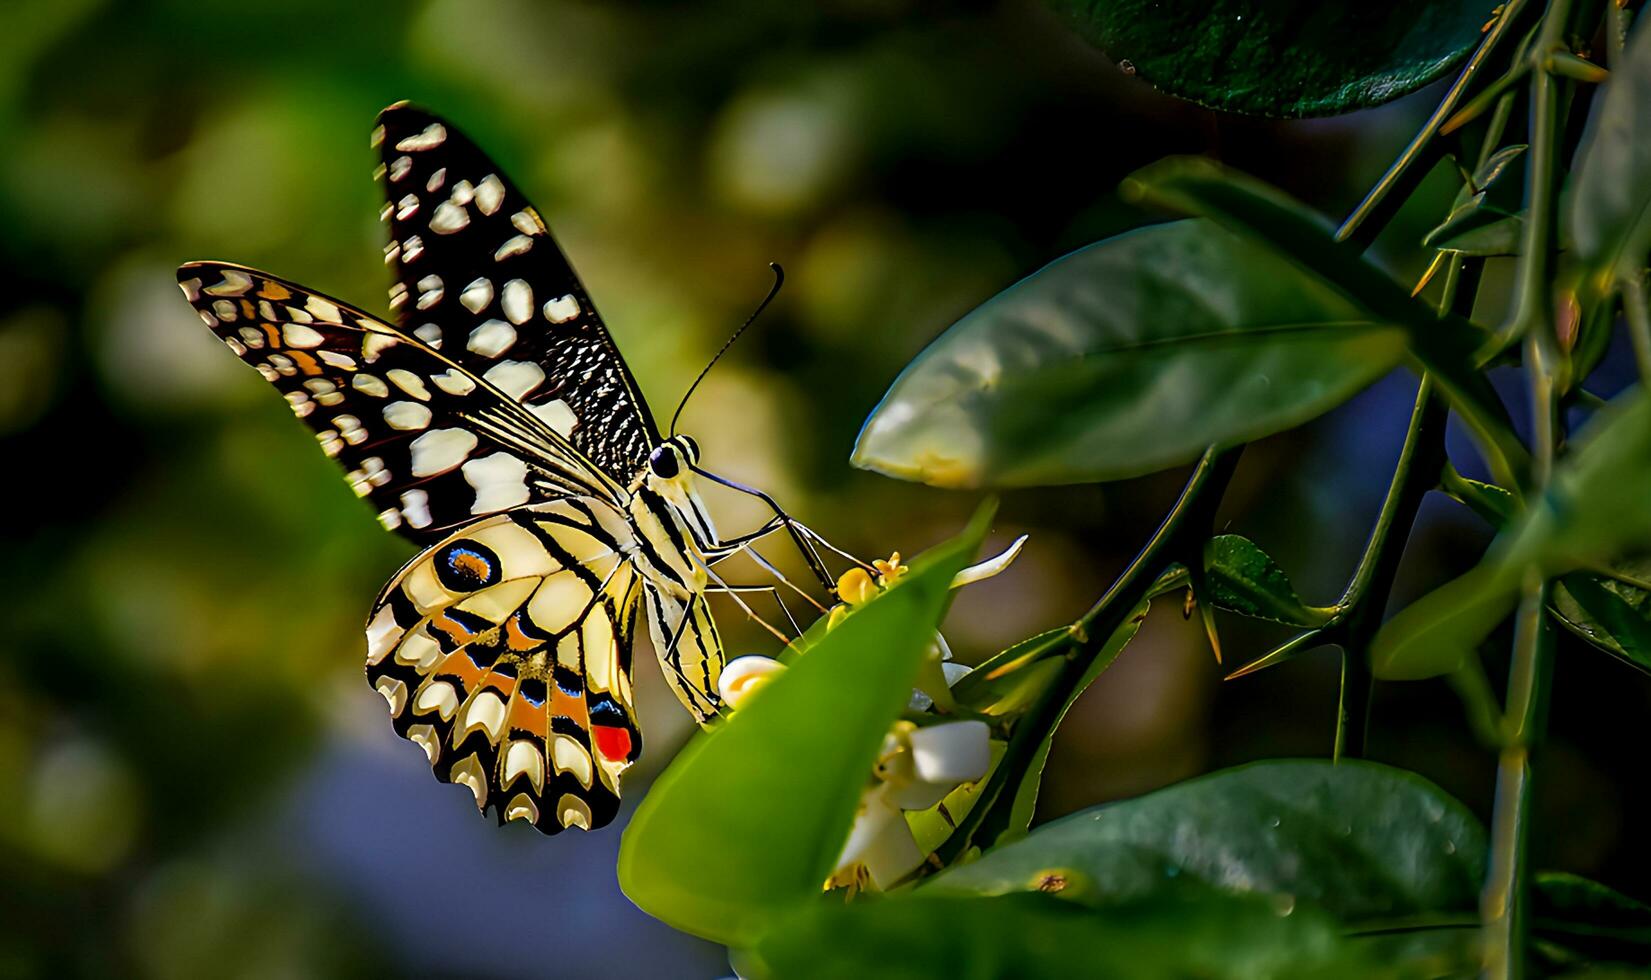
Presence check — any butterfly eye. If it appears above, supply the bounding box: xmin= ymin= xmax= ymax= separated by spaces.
xmin=648 ymin=444 xmax=680 ymax=479
xmin=677 ymin=436 xmax=700 ymax=464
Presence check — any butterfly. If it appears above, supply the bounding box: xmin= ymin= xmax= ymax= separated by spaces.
xmin=177 ymin=102 xmax=832 ymax=835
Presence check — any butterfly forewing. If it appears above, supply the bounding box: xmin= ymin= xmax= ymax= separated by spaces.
xmin=374 ymin=103 xmax=659 ymax=483
xmin=178 ymin=262 xmax=619 ymax=542
xmin=365 ymin=501 xmax=645 ymax=833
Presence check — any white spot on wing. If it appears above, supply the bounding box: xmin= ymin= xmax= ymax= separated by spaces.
xmin=383 ymin=400 xmax=433 ymax=430
xmin=306 ymin=296 xmax=342 ymax=322
xmin=387 ymin=368 xmax=432 ymax=400
xmin=482 ymin=360 xmax=545 ymax=400
xmin=495 ymin=235 xmax=533 ymax=261
xmin=501 ymin=280 xmax=533 ymax=325
xmin=430 ymin=201 xmax=470 ymax=234
xmin=409 ymin=427 xmax=479 ymax=477
xmin=414 ymin=323 xmax=443 ymax=348
xmin=395 ymin=122 xmax=446 ymax=151
xmin=529 ymin=399 xmax=578 ymax=437
xmin=461 ymin=278 xmax=494 ymax=313
xmin=462 ymin=452 xmax=531 ymax=514
xmin=467 ymin=319 xmax=517 ymax=358
xmin=432 ymin=368 xmax=477 ymax=396
xmin=203 ymin=270 xmax=252 ymax=296
xmin=401 ymin=488 xmax=433 ymax=528
xmin=283 ymin=323 xmax=324 ymax=348
xmin=352 ymin=374 xmax=389 ymax=397
xmin=476 ymin=174 xmax=505 ymax=215
xmin=542 ymin=294 xmax=580 ymax=323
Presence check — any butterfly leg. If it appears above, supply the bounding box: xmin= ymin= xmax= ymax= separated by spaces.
xmin=703 ymin=582 xmax=804 ymax=636
xmin=689 ymin=465 xmax=842 ymax=590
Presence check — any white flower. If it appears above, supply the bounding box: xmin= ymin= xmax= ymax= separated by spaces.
xmin=717 ymin=655 xmax=785 ymax=710
xmin=828 ymin=720 xmax=991 ymax=891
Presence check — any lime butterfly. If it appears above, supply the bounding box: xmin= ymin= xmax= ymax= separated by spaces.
xmin=177 ymin=103 xmax=833 ymax=834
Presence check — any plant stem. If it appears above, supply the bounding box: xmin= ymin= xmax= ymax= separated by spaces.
xmin=1623 ymin=274 xmax=1651 ymax=383
xmin=1483 ymin=0 xmax=1571 ymax=971
xmin=932 ymin=447 xmax=1241 ymax=862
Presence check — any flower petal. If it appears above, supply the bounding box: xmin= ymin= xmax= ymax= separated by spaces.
xmin=951 ymin=534 xmax=1028 ymax=589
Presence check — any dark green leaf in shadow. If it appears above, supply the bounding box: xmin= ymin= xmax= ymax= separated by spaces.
xmin=1533 ymin=872 xmax=1651 ymax=968
xmin=616 ymin=505 xmax=993 ymax=946
xmin=1553 ymin=569 xmax=1651 ymax=675
xmin=920 ymin=759 xmax=1486 ymax=923
xmin=1426 ymin=207 xmax=1525 ymax=257
xmin=948 ymin=626 xmax=1072 ymax=716
xmin=1206 ymin=534 xmax=1334 ymax=627
xmin=1040 ymin=0 xmax=1489 ymax=118
xmin=748 ymin=891 xmax=1365 ymax=980
xmin=853 ymin=219 xmax=1406 ymax=488
xmin=1569 ymin=17 xmax=1651 ymax=299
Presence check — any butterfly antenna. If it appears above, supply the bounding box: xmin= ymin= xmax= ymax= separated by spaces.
xmin=669 ymin=263 xmax=784 ymax=436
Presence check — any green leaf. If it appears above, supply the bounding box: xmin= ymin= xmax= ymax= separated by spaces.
xmin=1569 ymin=16 xmax=1651 ymax=298
xmin=616 ymin=504 xmax=993 ymax=946
xmin=948 ymin=626 xmax=1072 ymax=716
xmin=1205 ymin=534 xmax=1333 ymax=627
xmin=1553 ymin=567 xmax=1651 ymax=675
xmin=1123 ymin=157 xmax=1527 ymax=486
xmin=852 ymin=219 xmax=1407 ymax=488
xmin=1534 ymin=872 xmax=1651 ymax=968
xmin=920 ymin=759 xmax=1486 ymax=923
xmin=999 ymin=601 xmax=1150 ymax=844
xmin=1425 ymin=206 xmax=1524 ymax=257
xmin=1374 ymin=390 xmax=1651 ymax=679
xmin=1371 ymin=564 xmax=1516 ymax=680
xmin=748 ymin=891 xmax=1367 ymax=980
xmin=1040 ymin=0 xmax=1489 ymax=118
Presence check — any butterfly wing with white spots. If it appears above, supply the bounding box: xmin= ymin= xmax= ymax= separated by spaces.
xmin=374 ymin=102 xmax=660 ymax=484
xmin=177 ymin=263 xmax=623 ymax=542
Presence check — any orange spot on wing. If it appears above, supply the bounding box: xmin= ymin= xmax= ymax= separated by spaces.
xmin=503 ymin=615 xmax=540 ymax=652
xmin=287 ymin=350 xmax=323 ymax=376
xmin=436 ymin=650 xmax=488 ymax=690
xmin=430 ymin=611 xmax=478 ymax=646
xmin=551 ymin=688 xmax=587 ymax=727
xmin=261 ymin=324 xmax=281 ymax=347
xmin=257 ymin=280 xmax=291 ymax=300
xmin=507 ymin=693 xmax=548 ymax=737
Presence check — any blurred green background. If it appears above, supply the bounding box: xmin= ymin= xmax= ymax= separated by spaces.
xmin=3 ymin=0 xmax=1647 ymax=976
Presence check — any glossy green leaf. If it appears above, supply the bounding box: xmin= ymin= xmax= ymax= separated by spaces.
xmin=1206 ymin=534 xmax=1333 ymax=627
xmin=1123 ymin=157 xmax=1527 ymax=485
xmin=1553 ymin=568 xmax=1651 ymax=676
xmin=1041 ymin=0 xmax=1489 ymax=118
xmin=748 ymin=891 xmax=1365 ymax=980
xmin=852 ymin=219 xmax=1406 ymax=488
xmin=1570 ymin=16 xmax=1651 ymax=298
xmin=1374 ymin=390 xmax=1651 ymax=679
xmin=921 ymin=760 xmax=1486 ymax=923
xmin=616 ymin=505 xmax=992 ymax=946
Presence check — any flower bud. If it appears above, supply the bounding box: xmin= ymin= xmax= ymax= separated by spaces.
xmin=716 ymin=655 xmax=785 ymax=710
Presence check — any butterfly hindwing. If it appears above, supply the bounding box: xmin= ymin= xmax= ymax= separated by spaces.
xmin=374 ymin=102 xmax=660 ymax=483
xmin=365 ymin=500 xmax=645 ymax=833
xmin=178 ymin=262 xmax=618 ymax=542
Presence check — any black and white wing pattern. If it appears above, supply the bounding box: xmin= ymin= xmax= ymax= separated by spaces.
xmin=177 ymin=263 xmax=620 ymax=542
xmin=374 ymin=103 xmax=660 ymax=483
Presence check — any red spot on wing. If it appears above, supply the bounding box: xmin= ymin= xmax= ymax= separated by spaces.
xmin=592 ymin=725 xmax=632 ymax=761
